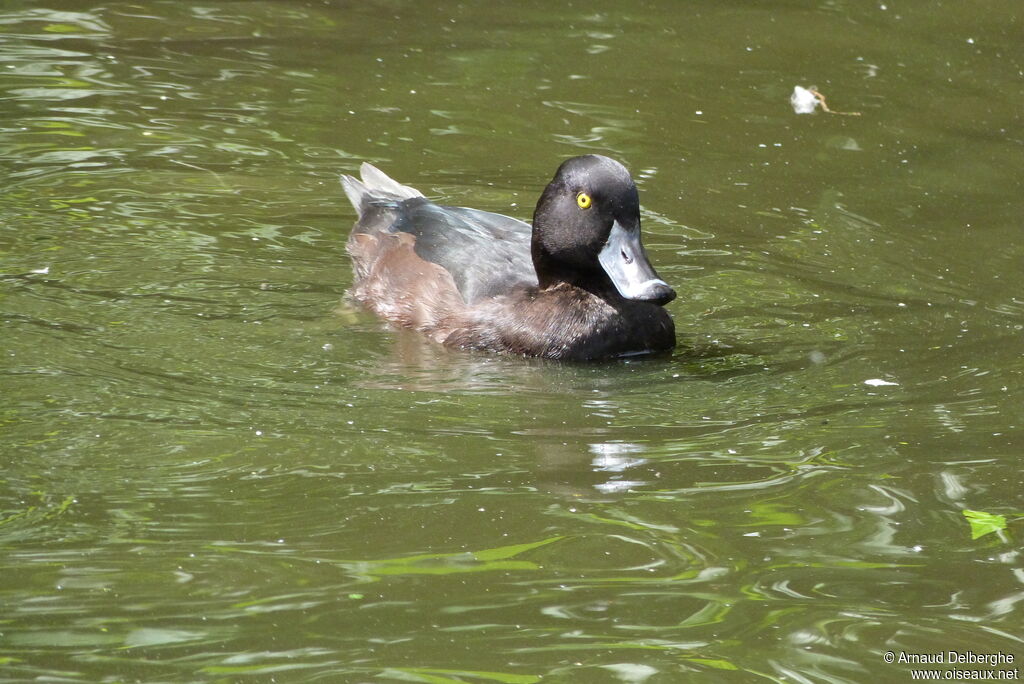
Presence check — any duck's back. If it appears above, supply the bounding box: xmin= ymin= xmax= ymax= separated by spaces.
xmin=379 ymin=200 xmax=536 ymax=304
xmin=342 ymin=164 xmax=536 ymax=338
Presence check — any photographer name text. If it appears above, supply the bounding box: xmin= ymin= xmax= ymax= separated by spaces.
xmin=887 ymin=651 xmax=1015 ymax=667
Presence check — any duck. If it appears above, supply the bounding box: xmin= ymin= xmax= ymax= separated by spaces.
xmin=341 ymin=154 xmax=676 ymax=360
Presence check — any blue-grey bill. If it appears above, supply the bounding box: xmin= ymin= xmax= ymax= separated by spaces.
xmin=598 ymin=220 xmax=676 ymax=305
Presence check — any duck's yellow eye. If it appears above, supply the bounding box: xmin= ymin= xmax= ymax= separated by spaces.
xmin=576 ymin=192 xmax=592 ymax=209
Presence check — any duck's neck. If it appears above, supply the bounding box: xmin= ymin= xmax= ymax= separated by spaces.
xmin=531 ymin=249 xmax=617 ymax=299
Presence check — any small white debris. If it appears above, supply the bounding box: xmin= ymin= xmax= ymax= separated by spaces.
xmin=864 ymin=378 xmax=899 ymax=387
xmin=594 ymin=480 xmax=645 ymax=494
xmin=30 ymin=266 xmax=50 ymax=274
xmin=791 ymin=85 xmax=819 ymax=114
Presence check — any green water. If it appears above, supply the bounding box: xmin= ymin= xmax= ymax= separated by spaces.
xmin=2 ymin=1 xmax=1022 ymax=682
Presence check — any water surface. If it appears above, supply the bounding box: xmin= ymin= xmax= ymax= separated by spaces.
xmin=2 ymin=1 xmax=1022 ymax=681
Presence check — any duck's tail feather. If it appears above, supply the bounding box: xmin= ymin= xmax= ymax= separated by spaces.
xmin=341 ymin=162 xmax=424 ymax=217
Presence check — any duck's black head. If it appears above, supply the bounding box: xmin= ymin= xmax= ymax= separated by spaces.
xmin=530 ymin=154 xmax=675 ymax=306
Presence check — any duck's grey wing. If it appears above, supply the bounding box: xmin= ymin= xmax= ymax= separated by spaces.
xmin=394 ymin=202 xmax=536 ymax=305
xmin=341 ymin=163 xmax=536 ymax=305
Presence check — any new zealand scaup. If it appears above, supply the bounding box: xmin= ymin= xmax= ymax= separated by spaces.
xmin=342 ymin=154 xmax=676 ymax=360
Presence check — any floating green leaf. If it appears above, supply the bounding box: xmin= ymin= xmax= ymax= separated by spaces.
xmin=685 ymin=657 xmax=740 ymax=671
xmin=370 ymin=535 xmax=560 ymax=574
xmin=963 ymin=509 xmax=1007 ymax=540
xmin=43 ymin=23 xmax=83 ymax=33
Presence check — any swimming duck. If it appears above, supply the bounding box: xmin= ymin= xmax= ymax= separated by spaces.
xmin=342 ymin=154 xmax=675 ymax=360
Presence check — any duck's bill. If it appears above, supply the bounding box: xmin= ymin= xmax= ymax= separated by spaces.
xmin=598 ymin=220 xmax=676 ymax=305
